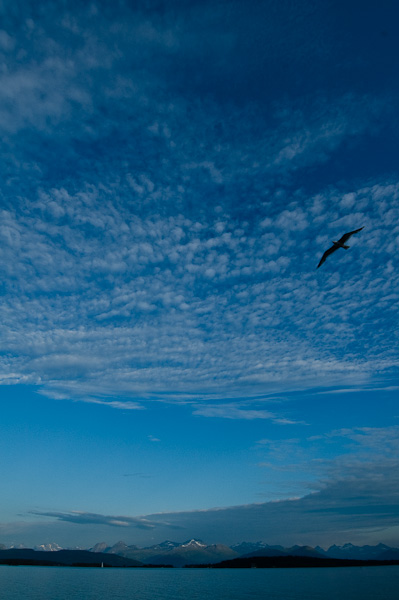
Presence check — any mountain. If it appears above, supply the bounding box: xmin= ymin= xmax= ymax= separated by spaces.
xmin=231 ymin=542 xmax=285 ymax=555
xmin=91 ymin=538 xmax=238 ymax=567
xmin=107 ymin=541 xmax=136 ymax=555
xmin=143 ymin=540 xmax=238 ymax=568
xmin=148 ymin=540 xmax=181 ymax=551
xmin=90 ymin=542 xmax=111 ymax=553
xmin=324 ymin=543 xmax=399 ymax=560
xmin=91 ymin=541 xmax=152 ymax=563
xmin=241 ymin=548 xmax=287 ymax=558
xmin=378 ymin=548 xmax=399 ymax=560
xmin=236 ymin=542 xmax=399 ymax=561
xmin=11 ymin=538 xmax=398 ymax=566
xmin=242 ymin=545 xmax=325 ymax=559
xmin=34 ymin=543 xmax=63 ymax=552
xmin=2 ymin=546 xmax=398 ymax=569
xmin=284 ymin=545 xmax=325 ymax=558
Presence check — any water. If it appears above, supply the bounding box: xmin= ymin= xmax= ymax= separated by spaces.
xmin=0 ymin=566 xmax=398 ymax=600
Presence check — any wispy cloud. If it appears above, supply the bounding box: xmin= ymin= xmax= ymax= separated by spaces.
xmin=83 ymin=399 xmax=144 ymax=411
xmin=317 ymin=386 xmax=399 ymax=395
xmin=193 ymin=404 xmax=276 ymax=420
xmin=30 ymin=510 xmax=160 ymax=530
xmin=17 ymin=424 xmax=397 ymax=547
xmin=27 ymin=449 xmax=399 ymax=545
xmin=192 ymin=403 xmax=301 ymax=423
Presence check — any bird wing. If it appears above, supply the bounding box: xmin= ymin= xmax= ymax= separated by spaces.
xmin=317 ymin=245 xmax=338 ymax=268
xmin=338 ymin=226 xmax=364 ymax=244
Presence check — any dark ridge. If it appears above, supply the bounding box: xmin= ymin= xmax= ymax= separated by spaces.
xmin=186 ymin=556 xmax=399 ymax=569
xmin=0 ymin=549 xmax=143 ymax=568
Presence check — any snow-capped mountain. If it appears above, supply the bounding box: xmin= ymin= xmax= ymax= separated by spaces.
xmin=322 ymin=543 xmax=399 ymax=560
xmin=234 ymin=542 xmax=399 ymax=561
xmin=180 ymin=539 xmax=207 ymax=548
xmin=146 ymin=540 xmax=181 ymax=551
xmin=87 ymin=539 xmax=399 ymax=564
xmin=34 ymin=543 xmax=63 ymax=552
xmin=90 ymin=538 xmax=237 ymax=567
xmin=239 ymin=544 xmax=325 ymax=559
xmin=231 ymin=542 xmax=285 ymax=555
xmin=4 ymin=538 xmax=397 ymax=565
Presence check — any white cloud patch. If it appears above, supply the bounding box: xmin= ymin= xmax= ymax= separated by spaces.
xmin=193 ymin=404 xmax=276 ymax=420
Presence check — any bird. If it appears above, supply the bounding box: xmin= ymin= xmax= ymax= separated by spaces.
xmin=317 ymin=227 xmax=364 ymax=269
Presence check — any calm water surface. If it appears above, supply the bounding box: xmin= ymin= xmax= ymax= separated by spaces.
xmin=0 ymin=566 xmax=398 ymax=600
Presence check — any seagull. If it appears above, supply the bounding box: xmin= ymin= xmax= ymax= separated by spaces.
xmin=317 ymin=227 xmax=364 ymax=269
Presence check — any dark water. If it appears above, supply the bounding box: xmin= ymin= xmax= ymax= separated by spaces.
xmin=0 ymin=566 xmax=398 ymax=599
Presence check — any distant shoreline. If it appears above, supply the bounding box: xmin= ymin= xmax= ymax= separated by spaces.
xmin=0 ymin=549 xmax=172 ymax=569
xmin=1 ymin=554 xmax=399 ymax=569
xmin=0 ymin=560 xmax=172 ymax=568
xmin=186 ymin=556 xmax=399 ymax=569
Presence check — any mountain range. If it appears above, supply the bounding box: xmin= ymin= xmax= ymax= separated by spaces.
xmin=57 ymin=539 xmax=399 ymax=566
xmin=91 ymin=539 xmax=238 ymax=568
xmin=2 ymin=540 xmax=399 ymax=568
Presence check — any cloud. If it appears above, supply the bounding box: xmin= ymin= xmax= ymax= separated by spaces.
xmin=0 ymin=419 xmax=398 ymax=547
xmin=192 ymin=402 xmax=301 ymax=423
xmin=0 ymin=178 xmax=398 ymax=409
xmin=146 ymin=427 xmax=399 ymax=544
xmin=192 ymin=404 xmax=275 ymax=420
xmin=316 ymin=386 xmax=399 ymax=395
xmin=0 ymin=0 xmax=397 ymax=416
xmin=0 ymin=0 xmax=398 ymax=556
xmin=83 ymin=399 xmax=144 ymax=411
xmin=26 ymin=453 xmax=399 ymax=546
xmin=29 ymin=510 xmax=159 ymax=530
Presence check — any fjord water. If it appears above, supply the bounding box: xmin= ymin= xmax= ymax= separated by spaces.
xmin=1 ymin=566 xmax=399 ymax=600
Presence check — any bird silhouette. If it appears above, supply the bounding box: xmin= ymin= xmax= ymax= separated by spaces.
xmin=317 ymin=227 xmax=364 ymax=269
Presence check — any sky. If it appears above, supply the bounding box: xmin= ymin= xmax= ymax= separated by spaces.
xmin=0 ymin=0 xmax=398 ymax=550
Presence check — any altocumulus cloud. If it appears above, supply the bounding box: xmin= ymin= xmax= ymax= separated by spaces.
xmin=0 ymin=0 xmax=398 ymax=418
xmin=1 ymin=180 xmax=398 ymax=412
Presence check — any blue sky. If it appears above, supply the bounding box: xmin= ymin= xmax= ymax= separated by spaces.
xmin=0 ymin=0 xmax=398 ymax=549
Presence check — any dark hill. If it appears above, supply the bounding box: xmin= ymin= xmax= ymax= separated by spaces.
xmin=188 ymin=556 xmax=399 ymax=569
xmin=0 ymin=549 xmax=143 ymax=567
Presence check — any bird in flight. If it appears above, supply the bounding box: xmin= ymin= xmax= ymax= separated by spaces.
xmin=317 ymin=227 xmax=364 ymax=269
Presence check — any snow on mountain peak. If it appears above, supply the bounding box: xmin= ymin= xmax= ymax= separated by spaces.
xmin=181 ymin=539 xmax=206 ymax=548
xmin=34 ymin=543 xmax=63 ymax=552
